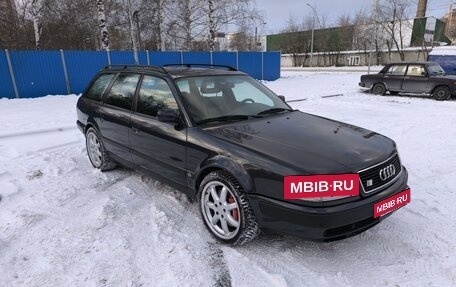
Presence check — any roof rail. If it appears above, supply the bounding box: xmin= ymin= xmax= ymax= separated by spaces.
xmin=103 ymin=64 xmax=166 ymax=73
xmin=163 ymin=63 xmax=237 ymax=71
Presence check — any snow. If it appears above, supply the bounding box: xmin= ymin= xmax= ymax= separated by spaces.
xmin=429 ymin=46 xmax=456 ymax=56
xmin=1 ymin=71 xmax=456 ymax=286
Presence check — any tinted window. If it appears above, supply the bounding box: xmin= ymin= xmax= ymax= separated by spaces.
xmin=85 ymin=74 xmax=115 ymax=101
xmin=104 ymin=74 xmax=140 ymax=110
xmin=386 ymin=65 xmax=407 ymax=76
xmin=137 ymin=76 xmax=177 ymax=117
xmin=406 ymin=65 xmax=426 ymax=76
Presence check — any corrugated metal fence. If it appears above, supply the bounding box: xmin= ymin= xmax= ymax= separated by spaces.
xmin=0 ymin=50 xmax=281 ymax=99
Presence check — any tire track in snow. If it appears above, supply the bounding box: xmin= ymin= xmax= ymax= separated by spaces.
xmin=207 ymin=242 xmax=232 ymax=287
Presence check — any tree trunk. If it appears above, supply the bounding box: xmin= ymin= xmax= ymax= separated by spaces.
xmin=97 ymin=0 xmax=110 ymax=50
xmin=157 ymin=0 xmax=165 ymax=51
xmin=208 ymin=0 xmax=215 ymax=51
xmin=33 ymin=16 xmax=40 ymax=50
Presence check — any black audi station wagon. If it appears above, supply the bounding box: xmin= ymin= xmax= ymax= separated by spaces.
xmin=76 ymin=64 xmax=410 ymax=245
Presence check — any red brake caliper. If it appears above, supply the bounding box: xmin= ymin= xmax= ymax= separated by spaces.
xmin=228 ymin=195 xmax=238 ymax=221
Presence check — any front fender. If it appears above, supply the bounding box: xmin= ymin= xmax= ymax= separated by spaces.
xmin=192 ymin=155 xmax=254 ymax=195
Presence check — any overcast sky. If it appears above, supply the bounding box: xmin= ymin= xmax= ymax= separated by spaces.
xmin=257 ymin=0 xmax=452 ymax=34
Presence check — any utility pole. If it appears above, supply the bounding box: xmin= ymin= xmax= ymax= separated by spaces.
xmin=368 ymin=0 xmax=379 ymax=74
xmin=306 ymin=3 xmax=317 ymax=67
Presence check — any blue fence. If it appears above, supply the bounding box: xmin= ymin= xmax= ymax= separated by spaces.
xmin=0 ymin=50 xmax=281 ymax=99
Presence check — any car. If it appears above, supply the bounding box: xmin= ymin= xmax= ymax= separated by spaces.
xmin=359 ymin=61 xmax=456 ymax=100
xmin=76 ymin=64 xmax=410 ymax=245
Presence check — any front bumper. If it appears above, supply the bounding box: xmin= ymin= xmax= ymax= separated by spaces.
xmin=248 ymin=167 xmax=409 ymax=242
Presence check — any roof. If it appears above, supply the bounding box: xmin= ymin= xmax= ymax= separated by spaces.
xmin=429 ymin=46 xmax=456 ymax=56
xmin=164 ymin=67 xmax=245 ymax=78
xmin=386 ymin=61 xmax=437 ymax=65
xmin=101 ymin=64 xmax=245 ymax=78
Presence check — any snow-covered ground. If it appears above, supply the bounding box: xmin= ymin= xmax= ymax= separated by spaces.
xmin=1 ymin=71 xmax=455 ymax=287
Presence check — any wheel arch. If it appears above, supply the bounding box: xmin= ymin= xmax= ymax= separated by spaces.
xmin=193 ymin=157 xmax=254 ymax=196
xmin=430 ymin=84 xmax=451 ymax=95
xmin=84 ymin=119 xmax=101 ymax=135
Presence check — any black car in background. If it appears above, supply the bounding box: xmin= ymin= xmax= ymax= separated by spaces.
xmin=77 ymin=64 xmax=410 ymax=245
xmin=359 ymin=61 xmax=456 ymax=100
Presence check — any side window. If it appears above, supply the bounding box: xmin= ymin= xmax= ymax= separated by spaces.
xmin=406 ymin=65 xmax=426 ymax=77
xmin=137 ymin=76 xmax=178 ymax=117
xmin=104 ymin=74 xmax=140 ymax=110
xmin=386 ymin=65 xmax=407 ymax=76
xmin=85 ymin=74 xmax=115 ymax=101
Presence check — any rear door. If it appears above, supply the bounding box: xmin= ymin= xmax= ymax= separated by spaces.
xmin=130 ymin=74 xmax=187 ymax=188
xmin=98 ymin=73 xmax=140 ymax=162
xmin=402 ymin=64 xmax=429 ymax=93
xmin=383 ymin=64 xmax=407 ymax=91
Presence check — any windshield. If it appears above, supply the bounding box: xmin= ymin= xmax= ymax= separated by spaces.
xmin=427 ymin=63 xmax=446 ymax=76
xmin=176 ymin=75 xmax=292 ymax=124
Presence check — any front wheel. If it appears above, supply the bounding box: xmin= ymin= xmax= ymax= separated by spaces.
xmin=199 ymin=171 xmax=259 ymax=245
xmin=372 ymin=83 xmax=386 ymax=95
xmin=433 ymin=86 xmax=450 ymax=101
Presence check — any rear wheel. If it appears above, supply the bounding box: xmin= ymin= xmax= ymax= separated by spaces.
xmin=199 ymin=171 xmax=259 ymax=245
xmin=85 ymin=127 xmax=117 ymax=171
xmin=372 ymin=83 xmax=386 ymax=95
xmin=433 ymin=86 xmax=450 ymax=101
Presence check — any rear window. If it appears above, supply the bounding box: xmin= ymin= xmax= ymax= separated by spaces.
xmin=85 ymin=74 xmax=115 ymax=101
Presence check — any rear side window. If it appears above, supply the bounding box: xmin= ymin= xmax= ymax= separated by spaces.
xmin=406 ymin=65 xmax=426 ymax=76
xmin=85 ymin=74 xmax=115 ymax=101
xmin=137 ymin=76 xmax=177 ymax=117
xmin=104 ymin=74 xmax=140 ymax=110
xmin=386 ymin=65 xmax=406 ymax=76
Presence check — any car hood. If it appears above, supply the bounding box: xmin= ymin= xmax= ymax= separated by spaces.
xmin=202 ymin=111 xmax=396 ymax=174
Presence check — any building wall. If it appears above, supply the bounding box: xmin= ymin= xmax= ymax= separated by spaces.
xmin=281 ymin=49 xmax=430 ymax=67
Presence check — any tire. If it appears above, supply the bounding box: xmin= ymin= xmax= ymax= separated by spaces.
xmin=372 ymin=83 xmax=386 ymax=95
xmin=433 ymin=86 xmax=450 ymax=101
xmin=85 ymin=127 xmax=117 ymax=171
xmin=198 ymin=170 xmax=259 ymax=245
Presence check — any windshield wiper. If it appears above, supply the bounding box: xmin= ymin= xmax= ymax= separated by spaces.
xmin=196 ymin=115 xmax=253 ymax=125
xmin=257 ymin=108 xmax=294 ymax=116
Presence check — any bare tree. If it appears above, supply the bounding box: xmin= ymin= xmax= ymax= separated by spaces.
xmin=166 ymin=0 xmax=206 ymax=50
xmin=377 ymin=0 xmax=414 ymax=61
xmin=206 ymin=0 xmax=258 ymax=51
xmin=21 ymin=0 xmax=46 ymax=49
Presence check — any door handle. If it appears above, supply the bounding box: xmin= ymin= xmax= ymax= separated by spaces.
xmin=132 ymin=127 xmax=140 ymax=134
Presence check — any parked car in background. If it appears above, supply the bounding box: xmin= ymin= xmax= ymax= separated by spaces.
xmin=77 ymin=64 xmax=410 ymax=245
xmin=427 ymin=46 xmax=456 ymax=76
xmin=359 ymin=62 xmax=456 ymax=100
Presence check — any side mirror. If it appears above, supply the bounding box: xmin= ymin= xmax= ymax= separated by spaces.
xmin=157 ymin=108 xmax=179 ymax=123
xmin=278 ymin=95 xmax=286 ymax=102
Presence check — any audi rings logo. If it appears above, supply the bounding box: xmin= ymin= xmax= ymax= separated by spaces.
xmin=379 ymin=164 xmax=396 ymax=181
